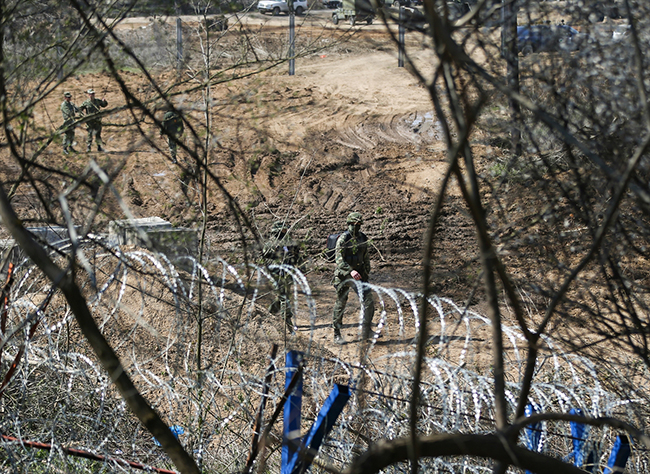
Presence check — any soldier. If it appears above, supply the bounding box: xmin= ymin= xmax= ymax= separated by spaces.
xmin=79 ymin=89 xmax=108 ymax=152
xmin=160 ymin=109 xmax=184 ymax=164
xmin=60 ymin=92 xmax=79 ymax=155
xmin=261 ymin=220 xmax=300 ymax=336
xmin=331 ymin=211 xmax=375 ymax=344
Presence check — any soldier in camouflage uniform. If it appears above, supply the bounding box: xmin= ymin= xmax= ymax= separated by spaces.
xmin=60 ymin=92 xmax=79 ymax=155
xmin=160 ymin=109 xmax=184 ymax=164
xmin=331 ymin=212 xmax=375 ymax=344
xmin=79 ymin=89 xmax=108 ymax=152
xmin=262 ymin=220 xmax=300 ymax=335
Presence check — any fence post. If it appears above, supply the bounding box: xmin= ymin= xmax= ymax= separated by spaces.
xmin=176 ymin=18 xmax=183 ymax=73
xmin=281 ymin=351 xmax=303 ymax=474
xmin=524 ymin=403 xmax=543 ymax=474
xmin=569 ymin=408 xmax=595 ymax=472
xmin=603 ymin=435 xmax=630 ymax=474
xmin=281 ymin=352 xmax=350 ymax=474
xmin=398 ymin=6 xmax=405 ymax=68
xmin=287 ymin=384 xmax=351 ymax=473
xmin=289 ymin=13 xmax=295 ymax=75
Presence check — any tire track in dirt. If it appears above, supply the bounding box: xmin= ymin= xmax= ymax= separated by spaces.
xmin=332 ymin=110 xmax=443 ymax=150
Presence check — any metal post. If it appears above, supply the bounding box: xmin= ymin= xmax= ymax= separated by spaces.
xmin=398 ymin=6 xmax=405 ymax=68
xmin=524 ymin=404 xmax=543 ymax=474
xmin=603 ymin=435 xmax=630 ymax=474
xmin=500 ymin=0 xmax=521 ymax=156
xmin=176 ymin=18 xmax=183 ymax=73
xmin=248 ymin=363 xmax=302 ymax=473
xmin=287 ymin=384 xmax=351 ymax=473
xmin=289 ymin=13 xmax=296 ymax=76
xmin=281 ymin=351 xmax=303 ymax=474
xmin=569 ymin=408 xmax=595 ymax=472
xmin=57 ymin=25 xmax=63 ymax=81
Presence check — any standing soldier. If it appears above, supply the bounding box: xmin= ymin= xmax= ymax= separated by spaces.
xmin=331 ymin=211 xmax=375 ymax=344
xmin=160 ymin=108 xmax=184 ymax=164
xmin=262 ymin=221 xmax=300 ymax=336
xmin=79 ymin=89 xmax=108 ymax=152
xmin=60 ymin=92 xmax=79 ymax=155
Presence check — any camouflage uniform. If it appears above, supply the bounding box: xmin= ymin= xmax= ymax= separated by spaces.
xmin=331 ymin=212 xmax=375 ymax=343
xmin=161 ymin=110 xmax=184 ymax=163
xmin=79 ymin=89 xmax=108 ymax=152
xmin=262 ymin=221 xmax=300 ymax=335
xmin=60 ymin=92 xmax=79 ymax=154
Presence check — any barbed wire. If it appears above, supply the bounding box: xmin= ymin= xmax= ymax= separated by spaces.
xmin=0 ymin=244 xmax=649 ymax=473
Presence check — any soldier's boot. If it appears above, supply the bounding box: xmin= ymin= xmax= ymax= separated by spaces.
xmin=362 ymin=324 xmax=371 ymax=341
xmin=69 ymin=146 xmax=77 ymax=153
xmin=286 ymin=320 xmax=296 ymax=336
xmin=86 ymin=145 xmax=91 ymax=152
xmin=268 ymin=300 xmax=280 ymax=315
xmin=334 ymin=329 xmax=346 ymax=345
xmin=63 ymin=146 xmax=69 ymax=155
xmin=97 ymin=145 xmax=104 ymax=152
xmin=363 ymin=325 xmax=383 ymax=341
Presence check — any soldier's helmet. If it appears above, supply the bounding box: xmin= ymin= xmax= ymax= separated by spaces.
xmin=271 ymin=221 xmax=287 ymax=234
xmin=87 ymin=89 xmax=95 ymax=94
xmin=346 ymin=212 xmax=363 ymax=225
xmin=63 ymin=92 xmax=72 ymax=98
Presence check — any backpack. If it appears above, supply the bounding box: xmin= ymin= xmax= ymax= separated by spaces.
xmin=325 ymin=231 xmax=368 ymax=263
xmin=163 ymin=111 xmax=184 ymax=135
xmin=325 ymin=232 xmax=343 ymax=263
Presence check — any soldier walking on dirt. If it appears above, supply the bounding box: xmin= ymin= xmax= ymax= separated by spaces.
xmin=60 ymin=92 xmax=80 ymax=155
xmin=261 ymin=220 xmax=300 ymax=336
xmin=160 ymin=109 xmax=184 ymax=164
xmin=79 ymin=89 xmax=108 ymax=152
xmin=331 ymin=211 xmax=375 ymax=344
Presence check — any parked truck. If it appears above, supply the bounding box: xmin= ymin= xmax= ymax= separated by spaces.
xmin=332 ymin=0 xmax=375 ymax=25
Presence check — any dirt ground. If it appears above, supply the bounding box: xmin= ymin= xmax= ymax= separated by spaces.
xmin=5 ymin=13 xmax=514 ymax=365
xmin=5 ymin=9 xmax=650 ymax=474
